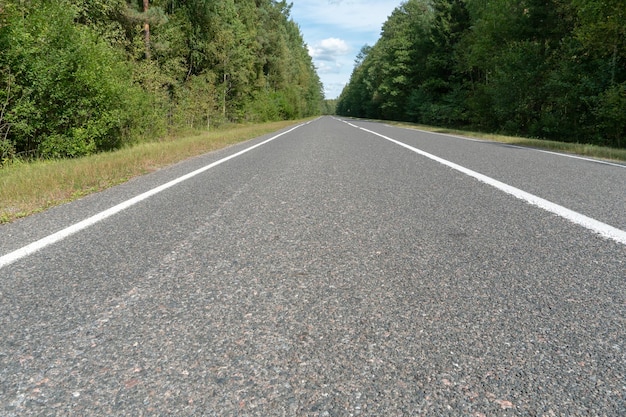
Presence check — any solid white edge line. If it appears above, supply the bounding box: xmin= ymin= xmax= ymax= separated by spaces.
xmin=341 ymin=117 xmax=625 ymax=168
xmin=348 ymin=122 xmax=626 ymax=246
xmin=388 ymin=124 xmax=488 ymax=143
xmin=522 ymin=147 xmax=626 ymax=168
xmin=0 ymin=123 xmax=305 ymax=269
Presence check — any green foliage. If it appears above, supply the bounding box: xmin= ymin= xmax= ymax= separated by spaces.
xmin=172 ymin=73 xmax=218 ymax=129
xmin=0 ymin=0 xmax=158 ymax=158
xmin=321 ymin=99 xmax=337 ymax=115
xmin=0 ymin=0 xmax=323 ymax=162
xmin=337 ymin=0 xmax=626 ymax=148
xmin=594 ymin=83 xmax=626 ymax=147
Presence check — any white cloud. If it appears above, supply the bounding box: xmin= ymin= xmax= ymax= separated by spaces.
xmin=291 ymin=0 xmax=400 ymax=98
xmin=293 ymin=0 xmax=398 ymax=33
xmin=315 ymin=61 xmax=343 ymax=74
xmin=308 ymin=38 xmax=350 ymax=62
xmin=323 ymin=81 xmax=348 ymax=98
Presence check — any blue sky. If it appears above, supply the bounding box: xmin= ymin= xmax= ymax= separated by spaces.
xmin=290 ymin=0 xmax=401 ymax=99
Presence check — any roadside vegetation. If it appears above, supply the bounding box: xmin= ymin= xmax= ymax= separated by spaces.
xmin=337 ymin=0 xmax=626 ymax=149
xmin=0 ymin=120 xmax=301 ymax=223
xmin=0 ymin=0 xmax=323 ymax=162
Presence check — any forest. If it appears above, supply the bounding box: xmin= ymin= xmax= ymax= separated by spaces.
xmin=0 ymin=0 xmax=323 ymax=160
xmin=336 ymin=0 xmax=626 ymax=148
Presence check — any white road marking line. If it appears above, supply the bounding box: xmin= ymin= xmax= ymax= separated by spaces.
xmin=0 ymin=124 xmax=305 ymax=269
xmin=382 ymin=119 xmax=625 ymax=168
xmin=387 ymin=124 xmax=489 ymax=143
xmin=518 ymin=146 xmax=626 ymax=168
xmin=346 ymin=121 xmax=626 ymax=246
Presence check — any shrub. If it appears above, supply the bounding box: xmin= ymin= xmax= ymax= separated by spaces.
xmin=0 ymin=1 xmax=148 ymax=158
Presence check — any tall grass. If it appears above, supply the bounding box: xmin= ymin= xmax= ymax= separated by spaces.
xmin=0 ymin=120 xmax=298 ymax=223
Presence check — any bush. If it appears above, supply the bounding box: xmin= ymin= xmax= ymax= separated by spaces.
xmin=0 ymin=1 xmax=149 ymax=158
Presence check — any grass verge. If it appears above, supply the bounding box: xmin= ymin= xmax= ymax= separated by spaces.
xmin=387 ymin=121 xmax=626 ymax=163
xmin=0 ymin=120 xmax=301 ymax=224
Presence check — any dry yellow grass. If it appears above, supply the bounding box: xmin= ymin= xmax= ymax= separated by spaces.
xmin=388 ymin=121 xmax=626 ymax=162
xmin=0 ymin=120 xmax=299 ymax=223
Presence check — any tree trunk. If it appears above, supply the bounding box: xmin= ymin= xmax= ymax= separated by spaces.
xmin=143 ymin=0 xmax=150 ymax=60
xmin=610 ymin=43 xmax=617 ymax=85
xmin=223 ymin=73 xmax=228 ymax=119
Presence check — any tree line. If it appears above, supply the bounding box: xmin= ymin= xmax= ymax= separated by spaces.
xmin=336 ymin=0 xmax=626 ymax=148
xmin=0 ymin=0 xmax=323 ymax=160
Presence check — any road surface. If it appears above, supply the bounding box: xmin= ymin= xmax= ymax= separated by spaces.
xmin=1 ymin=116 xmax=625 ymax=415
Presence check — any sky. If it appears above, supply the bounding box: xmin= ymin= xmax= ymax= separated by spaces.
xmin=290 ymin=0 xmax=401 ymax=99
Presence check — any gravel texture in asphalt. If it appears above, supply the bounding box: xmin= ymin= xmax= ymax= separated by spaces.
xmin=1 ymin=117 xmax=625 ymax=416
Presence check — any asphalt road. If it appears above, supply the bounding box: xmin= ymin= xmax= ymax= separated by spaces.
xmin=1 ymin=116 xmax=625 ymax=416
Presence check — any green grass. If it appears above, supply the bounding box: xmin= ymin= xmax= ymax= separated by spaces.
xmin=387 ymin=121 xmax=626 ymax=162
xmin=0 ymin=120 xmax=302 ymax=224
